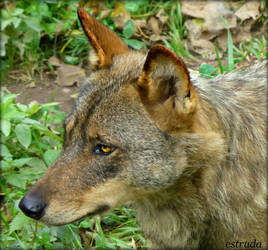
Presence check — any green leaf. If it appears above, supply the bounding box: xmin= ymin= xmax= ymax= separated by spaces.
xmin=38 ymin=2 xmax=50 ymax=17
xmin=1 ymin=119 xmax=11 ymax=136
xmin=2 ymin=104 xmax=26 ymax=119
xmin=0 ymin=33 xmax=9 ymax=56
xmin=124 ymin=2 xmax=139 ymax=12
xmin=79 ymin=218 xmax=92 ymax=228
xmin=15 ymin=124 xmax=32 ymax=148
xmin=12 ymin=158 xmax=33 ymax=167
xmin=64 ymin=55 xmax=79 ymax=65
xmin=22 ymin=118 xmax=41 ymax=125
xmin=24 ymin=17 xmax=41 ymax=32
xmin=199 ymin=64 xmax=218 ymax=78
xmin=1 ymin=19 xmax=12 ymax=30
xmin=11 ymin=17 xmax=21 ymax=28
xmin=12 ymin=8 xmax=24 ymax=16
xmin=214 ymin=41 xmax=224 ymax=74
xmin=6 ymin=173 xmax=27 ymax=189
xmin=43 ymin=149 xmax=61 ymax=166
xmin=123 ymin=20 xmax=135 ymax=39
xmin=1 ymin=9 xmax=9 ymax=19
xmin=40 ymin=102 xmax=60 ymax=108
xmin=27 ymin=157 xmax=47 ymax=171
xmin=227 ymin=28 xmax=234 ymax=71
xmin=1 ymin=144 xmax=12 ymax=158
xmin=124 ymin=39 xmax=145 ymax=50
xmin=1 ymin=160 xmax=12 ymax=171
xmin=42 ymin=22 xmax=56 ymax=34
xmin=27 ymin=101 xmax=40 ymax=114
xmin=16 ymin=103 xmax=28 ymax=112
xmin=9 ymin=212 xmax=31 ymax=234
xmin=1 ymin=93 xmax=19 ymax=105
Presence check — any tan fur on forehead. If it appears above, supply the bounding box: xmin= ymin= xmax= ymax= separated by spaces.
xmin=71 ymin=51 xmax=146 ymax=117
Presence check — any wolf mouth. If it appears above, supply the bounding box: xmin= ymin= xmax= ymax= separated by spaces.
xmin=87 ymin=204 xmax=110 ymax=216
xmin=73 ymin=204 xmax=111 ymax=224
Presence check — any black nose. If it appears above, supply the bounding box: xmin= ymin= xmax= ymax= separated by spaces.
xmin=19 ymin=193 xmax=46 ymax=220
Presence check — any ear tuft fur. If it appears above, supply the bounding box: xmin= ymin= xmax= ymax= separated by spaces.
xmin=137 ymin=45 xmax=198 ymax=132
xmin=77 ymin=8 xmax=128 ymax=69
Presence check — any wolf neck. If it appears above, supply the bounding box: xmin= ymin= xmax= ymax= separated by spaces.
xmin=135 ymin=183 xmax=207 ymax=248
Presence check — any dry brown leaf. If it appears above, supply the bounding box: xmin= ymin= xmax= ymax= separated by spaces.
xmin=191 ymin=39 xmax=214 ymax=50
xmin=182 ymin=2 xmax=236 ymax=32
xmin=100 ymin=9 xmax=111 ymax=20
xmin=147 ymin=16 xmax=160 ymax=35
xmin=48 ymin=55 xmax=62 ymax=67
xmin=149 ymin=34 xmax=162 ymax=42
xmin=185 ymin=19 xmax=203 ymax=41
xmin=235 ymin=2 xmax=261 ymax=21
xmin=55 ymin=64 xmax=85 ymax=87
xmin=133 ymin=19 xmax=147 ymax=29
xmin=54 ymin=23 xmax=64 ymax=34
xmin=188 ymin=36 xmax=217 ymax=60
xmin=156 ymin=9 xmax=169 ymax=25
xmin=182 ymin=2 xmax=209 ymax=19
xmin=70 ymin=93 xmax=79 ymax=99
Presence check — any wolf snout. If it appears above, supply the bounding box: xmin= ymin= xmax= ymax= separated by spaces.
xmin=19 ymin=192 xmax=46 ymax=220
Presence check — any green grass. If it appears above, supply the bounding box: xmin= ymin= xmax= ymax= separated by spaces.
xmin=163 ymin=1 xmax=193 ymax=59
xmin=199 ymin=25 xmax=267 ymax=78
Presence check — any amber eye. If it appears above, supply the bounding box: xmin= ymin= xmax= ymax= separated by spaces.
xmin=93 ymin=144 xmax=114 ymax=155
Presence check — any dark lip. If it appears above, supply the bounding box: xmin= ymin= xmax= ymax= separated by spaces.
xmin=87 ymin=204 xmax=110 ymax=216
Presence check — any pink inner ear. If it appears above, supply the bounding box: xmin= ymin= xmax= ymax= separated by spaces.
xmin=77 ymin=8 xmax=128 ymax=68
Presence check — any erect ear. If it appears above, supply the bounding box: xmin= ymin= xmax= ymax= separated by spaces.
xmin=137 ymin=45 xmax=198 ymax=132
xmin=77 ymin=8 xmax=128 ymax=69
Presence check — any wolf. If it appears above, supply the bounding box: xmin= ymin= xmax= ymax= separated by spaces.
xmin=19 ymin=8 xmax=267 ymax=249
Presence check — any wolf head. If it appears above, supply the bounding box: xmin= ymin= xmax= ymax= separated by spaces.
xmin=19 ymin=8 xmax=221 ymax=225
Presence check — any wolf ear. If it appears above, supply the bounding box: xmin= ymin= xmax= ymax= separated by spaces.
xmin=137 ymin=45 xmax=198 ymax=132
xmin=77 ymin=8 xmax=128 ymax=69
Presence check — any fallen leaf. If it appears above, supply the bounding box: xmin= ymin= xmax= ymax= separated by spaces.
xmin=235 ymin=2 xmax=261 ymax=21
xmin=147 ymin=16 xmax=160 ymax=35
xmin=191 ymin=39 xmax=216 ymax=60
xmin=155 ymin=9 xmax=168 ymax=25
xmin=55 ymin=63 xmax=85 ymax=87
xmin=100 ymin=9 xmax=111 ymax=20
xmin=70 ymin=93 xmax=79 ymax=99
xmin=149 ymin=34 xmax=162 ymax=42
xmin=182 ymin=2 xmax=236 ymax=32
xmin=48 ymin=55 xmax=62 ymax=67
xmin=132 ymin=19 xmax=147 ymax=29
xmin=185 ymin=19 xmax=203 ymax=41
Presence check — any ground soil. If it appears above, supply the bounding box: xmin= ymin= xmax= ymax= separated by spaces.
xmin=4 ymin=70 xmax=80 ymax=114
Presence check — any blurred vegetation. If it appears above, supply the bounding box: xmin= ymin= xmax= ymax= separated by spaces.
xmin=1 ymin=0 xmax=89 ymax=80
